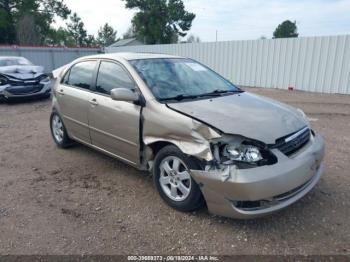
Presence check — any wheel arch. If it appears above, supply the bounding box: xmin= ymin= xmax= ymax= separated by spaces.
xmin=145 ymin=140 xmax=205 ymax=171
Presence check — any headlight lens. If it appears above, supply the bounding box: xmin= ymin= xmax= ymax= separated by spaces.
xmin=224 ymin=144 xmax=263 ymax=163
xmin=39 ymin=75 xmax=50 ymax=83
xmin=0 ymin=76 xmax=8 ymax=86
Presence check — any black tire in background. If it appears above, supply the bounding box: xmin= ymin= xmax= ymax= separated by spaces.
xmin=153 ymin=145 xmax=205 ymax=212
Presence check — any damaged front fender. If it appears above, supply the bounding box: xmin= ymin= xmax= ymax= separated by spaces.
xmin=142 ymin=101 xmax=221 ymax=162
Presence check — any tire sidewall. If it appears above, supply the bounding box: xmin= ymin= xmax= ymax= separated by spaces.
xmin=153 ymin=145 xmax=204 ymax=212
xmin=50 ymin=112 xmax=70 ymax=148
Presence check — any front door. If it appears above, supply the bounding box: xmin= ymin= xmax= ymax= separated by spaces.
xmin=88 ymin=60 xmax=141 ymax=165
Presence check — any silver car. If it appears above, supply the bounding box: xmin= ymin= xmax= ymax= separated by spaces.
xmin=50 ymin=53 xmax=325 ymax=219
xmin=0 ymin=56 xmax=51 ymax=101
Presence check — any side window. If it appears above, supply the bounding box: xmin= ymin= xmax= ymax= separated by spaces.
xmin=67 ymin=61 xmax=96 ymax=90
xmin=96 ymin=61 xmax=134 ymax=95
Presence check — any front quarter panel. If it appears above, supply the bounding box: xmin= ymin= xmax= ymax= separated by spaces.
xmin=142 ymin=100 xmax=221 ymax=161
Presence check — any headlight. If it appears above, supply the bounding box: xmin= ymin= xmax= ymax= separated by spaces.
xmin=224 ymin=144 xmax=263 ymax=163
xmin=0 ymin=76 xmax=8 ymax=86
xmin=211 ymin=135 xmax=278 ymax=168
xmin=39 ymin=75 xmax=50 ymax=83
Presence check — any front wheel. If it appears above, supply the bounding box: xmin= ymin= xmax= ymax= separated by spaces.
xmin=153 ymin=145 xmax=205 ymax=212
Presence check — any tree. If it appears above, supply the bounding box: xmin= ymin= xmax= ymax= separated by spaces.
xmin=273 ymin=20 xmax=298 ymax=38
xmin=97 ymin=23 xmax=117 ymax=46
xmin=66 ymin=12 xmax=87 ymax=46
xmin=122 ymin=26 xmax=136 ymax=39
xmin=186 ymin=34 xmax=200 ymax=43
xmin=16 ymin=14 xmax=40 ymax=45
xmin=0 ymin=6 xmax=16 ymax=44
xmin=123 ymin=0 xmax=195 ymax=44
xmin=85 ymin=34 xmax=97 ymax=47
xmin=45 ymin=27 xmax=75 ymax=46
xmin=0 ymin=0 xmax=71 ymax=44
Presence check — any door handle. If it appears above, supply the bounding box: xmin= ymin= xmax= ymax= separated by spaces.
xmin=89 ymin=98 xmax=99 ymax=106
xmin=57 ymin=89 xmax=64 ymax=95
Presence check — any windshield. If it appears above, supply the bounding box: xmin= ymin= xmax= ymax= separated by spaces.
xmin=129 ymin=58 xmax=241 ymax=101
xmin=0 ymin=57 xmax=33 ymax=67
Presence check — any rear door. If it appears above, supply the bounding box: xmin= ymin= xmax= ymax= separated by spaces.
xmin=88 ymin=60 xmax=141 ymax=165
xmin=56 ymin=60 xmax=97 ymax=143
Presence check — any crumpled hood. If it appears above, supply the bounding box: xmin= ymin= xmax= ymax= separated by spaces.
xmin=0 ymin=65 xmax=44 ymax=79
xmin=167 ymin=92 xmax=308 ymax=144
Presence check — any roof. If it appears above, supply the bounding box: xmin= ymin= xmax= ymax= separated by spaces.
xmin=108 ymin=38 xmax=141 ymax=47
xmin=85 ymin=52 xmax=182 ymax=61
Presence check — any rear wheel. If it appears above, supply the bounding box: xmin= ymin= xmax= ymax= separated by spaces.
xmin=50 ymin=112 xmax=72 ymax=148
xmin=153 ymin=145 xmax=205 ymax=212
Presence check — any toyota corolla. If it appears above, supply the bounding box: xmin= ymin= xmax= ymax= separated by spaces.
xmin=50 ymin=53 xmax=325 ymax=219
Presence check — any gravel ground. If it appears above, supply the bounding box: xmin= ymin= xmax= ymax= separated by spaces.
xmin=0 ymin=88 xmax=349 ymax=255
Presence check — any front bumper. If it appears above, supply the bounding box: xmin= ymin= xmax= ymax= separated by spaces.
xmin=191 ymin=133 xmax=325 ymax=219
xmin=0 ymin=82 xmax=51 ymax=100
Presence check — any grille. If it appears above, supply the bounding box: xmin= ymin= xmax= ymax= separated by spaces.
xmin=272 ymin=127 xmax=311 ymax=156
xmin=6 ymin=77 xmax=43 ymax=95
xmin=6 ymin=84 xmax=43 ymax=95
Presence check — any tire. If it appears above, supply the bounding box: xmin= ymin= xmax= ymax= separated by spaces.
xmin=153 ymin=145 xmax=205 ymax=212
xmin=50 ymin=112 xmax=72 ymax=148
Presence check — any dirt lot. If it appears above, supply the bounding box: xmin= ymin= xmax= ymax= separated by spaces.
xmin=0 ymin=88 xmax=349 ymax=255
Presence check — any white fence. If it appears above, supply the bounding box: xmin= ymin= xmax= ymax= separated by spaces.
xmin=0 ymin=46 xmax=100 ymax=73
xmin=107 ymin=35 xmax=350 ymax=94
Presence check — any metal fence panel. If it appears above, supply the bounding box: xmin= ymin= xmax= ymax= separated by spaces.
xmin=106 ymin=35 xmax=350 ymax=94
xmin=0 ymin=46 xmax=100 ymax=73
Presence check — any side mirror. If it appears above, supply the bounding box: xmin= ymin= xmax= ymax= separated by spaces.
xmin=110 ymin=88 xmax=139 ymax=102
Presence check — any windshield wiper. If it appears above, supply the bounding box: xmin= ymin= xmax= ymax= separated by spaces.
xmin=158 ymin=94 xmax=199 ymax=102
xmin=198 ymin=89 xmax=243 ymax=97
xmin=158 ymin=89 xmax=243 ymax=102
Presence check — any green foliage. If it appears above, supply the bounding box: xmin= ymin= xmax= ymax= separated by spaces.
xmin=97 ymin=23 xmax=117 ymax=47
xmin=273 ymin=20 xmax=299 ymax=38
xmin=0 ymin=7 xmax=16 ymax=44
xmin=85 ymin=34 xmax=97 ymax=47
xmin=66 ymin=12 xmax=87 ymax=46
xmin=123 ymin=0 xmax=195 ymax=44
xmin=45 ymin=27 xmax=75 ymax=46
xmin=0 ymin=0 xmax=71 ymax=44
xmin=122 ymin=26 xmax=136 ymax=39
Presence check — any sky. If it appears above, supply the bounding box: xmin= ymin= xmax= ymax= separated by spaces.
xmin=55 ymin=0 xmax=350 ymax=42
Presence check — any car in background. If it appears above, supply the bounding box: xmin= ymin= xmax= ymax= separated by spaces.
xmin=0 ymin=56 xmax=51 ymax=102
